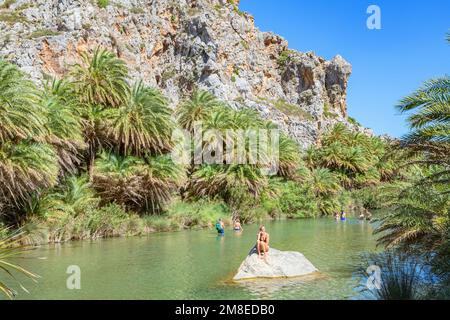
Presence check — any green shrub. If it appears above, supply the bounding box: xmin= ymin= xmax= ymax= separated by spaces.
xmin=166 ymin=199 xmax=231 ymax=229
xmin=161 ymin=67 xmax=176 ymax=84
xmin=277 ymin=50 xmax=291 ymax=67
xmin=0 ymin=11 xmax=27 ymax=25
xmin=357 ymin=250 xmax=429 ymax=300
xmin=87 ymin=203 xmax=143 ymax=238
xmin=347 ymin=116 xmax=361 ymax=126
xmin=34 ymin=203 xmax=144 ymax=242
xmin=278 ymin=181 xmax=318 ymax=218
xmin=323 ymin=103 xmax=338 ymax=119
xmin=240 ymin=40 xmax=249 ymax=50
xmin=258 ymin=97 xmax=314 ymax=121
xmin=317 ymin=195 xmax=341 ymax=216
xmin=142 ymin=216 xmax=176 ymax=232
xmin=28 ymin=29 xmax=60 ymax=39
xmin=0 ymin=0 xmax=16 ymax=9
xmin=130 ymin=7 xmax=145 ymax=14
xmin=97 ymin=0 xmax=109 ymax=9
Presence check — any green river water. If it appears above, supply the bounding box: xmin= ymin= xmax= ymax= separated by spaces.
xmin=13 ymin=218 xmax=376 ymax=300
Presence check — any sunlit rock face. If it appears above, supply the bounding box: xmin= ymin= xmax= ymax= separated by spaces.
xmin=233 ymin=247 xmax=318 ymax=280
xmin=0 ymin=0 xmax=370 ymax=147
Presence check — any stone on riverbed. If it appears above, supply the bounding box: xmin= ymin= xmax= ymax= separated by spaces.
xmin=233 ymin=247 xmax=318 ymax=281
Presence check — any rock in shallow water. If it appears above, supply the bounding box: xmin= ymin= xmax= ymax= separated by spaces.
xmin=233 ymin=247 xmax=318 ymax=281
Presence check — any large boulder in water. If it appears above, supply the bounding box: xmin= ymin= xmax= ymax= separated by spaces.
xmin=233 ymin=247 xmax=318 ymax=281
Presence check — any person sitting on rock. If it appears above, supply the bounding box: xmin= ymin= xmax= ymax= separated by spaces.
xmin=256 ymin=225 xmax=269 ymax=259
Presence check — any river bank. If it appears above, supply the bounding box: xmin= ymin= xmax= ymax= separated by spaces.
xmin=10 ymin=197 xmax=374 ymax=246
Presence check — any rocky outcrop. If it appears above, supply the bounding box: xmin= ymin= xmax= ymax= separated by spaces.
xmin=0 ymin=0 xmax=370 ymax=147
xmin=233 ymin=247 xmax=318 ymax=280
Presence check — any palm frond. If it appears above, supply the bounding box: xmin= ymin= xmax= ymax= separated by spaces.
xmin=69 ymin=47 xmax=130 ymax=108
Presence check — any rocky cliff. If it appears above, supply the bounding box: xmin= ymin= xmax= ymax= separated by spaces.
xmin=0 ymin=0 xmax=368 ymax=148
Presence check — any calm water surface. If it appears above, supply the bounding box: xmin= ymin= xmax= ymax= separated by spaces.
xmin=14 ymin=218 xmax=376 ymax=300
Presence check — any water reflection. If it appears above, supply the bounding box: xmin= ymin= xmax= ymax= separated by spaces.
xmin=235 ymin=274 xmax=326 ymax=299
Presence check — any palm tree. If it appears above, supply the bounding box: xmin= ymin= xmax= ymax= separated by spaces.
xmin=376 ymin=141 xmax=403 ymax=182
xmin=69 ymin=47 xmax=129 ymax=108
xmin=318 ymin=142 xmax=347 ymax=170
xmin=41 ymin=78 xmax=86 ymax=173
xmin=140 ymin=154 xmax=185 ymax=213
xmin=303 ymin=146 xmax=319 ymax=169
xmin=187 ymin=164 xmax=267 ymax=219
xmin=373 ymin=38 xmax=450 ymax=283
xmin=204 ymin=106 xmax=233 ymax=130
xmin=0 ymin=60 xmax=46 ymax=143
xmin=0 ymin=228 xmax=39 ymax=299
xmin=92 ymin=152 xmax=183 ymax=213
xmin=186 ymin=164 xmax=225 ymax=198
xmin=309 ymin=168 xmax=341 ymax=215
xmin=309 ymin=168 xmax=341 ymax=197
xmin=230 ymin=108 xmax=265 ymax=129
xmin=321 ymin=123 xmax=350 ymax=146
xmin=222 ymin=164 xmax=267 ymax=198
xmin=311 ymin=122 xmax=392 ymax=189
xmin=0 ymin=142 xmax=59 ymax=210
xmin=398 ymin=77 xmax=450 ymax=144
xmin=107 ymin=81 xmax=174 ymax=156
xmin=68 ymin=48 xmax=131 ymax=175
xmin=374 ymin=182 xmax=449 ymax=257
xmin=79 ymin=103 xmax=112 ymax=177
xmin=176 ymin=90 xmax=223 ymax=132
xmin=22 ymin=175 xmax=99 ymax=221
xmin=354 ymin=167 xmax=381 ymax=188
xmin=92 ymin=152 xmax=146 ymax=210
xmin=395 ymin=66 xmax=449 ymax=190
xmin=277 ymin=135 xmax=300 ymax=178
xmin=0 ymin=60 xmax=59 ymax=220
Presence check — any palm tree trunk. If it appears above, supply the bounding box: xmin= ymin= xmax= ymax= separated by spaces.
xmin=88 ymin=152 xmax=95 ymax=182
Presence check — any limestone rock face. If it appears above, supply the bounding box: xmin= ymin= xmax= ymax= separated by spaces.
xmin=0 ymin=0 xmax=371 ymax=147
xmin=233 ymin=247 xmax=318 ymax=281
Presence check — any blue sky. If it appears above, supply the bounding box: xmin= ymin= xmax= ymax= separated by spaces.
xmin=239 ymin=0 xmax=450 ymax=137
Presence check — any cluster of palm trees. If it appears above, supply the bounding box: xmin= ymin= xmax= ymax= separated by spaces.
xmin=306 ymin=124 xmax=400 ymax=187
xmin=1 ymin=48 xmax=183 ymax=227
xmin=284 ymin=123 xmax=401 ymax=215
xmin=373 ymin=74 xmax=450 ymax=287
xmin=175 ymin=90 xmax=301 ymax=220
xmin=360 ymin=36 xmax=450 ymax=298
xmin=0 ymin=47 xmax=304 ymax=234
xmin=1 ymin=46 xmax=406 ymax=233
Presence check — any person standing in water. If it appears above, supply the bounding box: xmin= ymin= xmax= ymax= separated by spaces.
xmin=256 ymin=225 xmax=269 ymax=259
xmin=216 ymin=218 xmax=225 ymax=235
xmin=233 ymin=219 xmax=243 ymax=231
xmin=340 ymin=210 xmax=347 ymax=221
